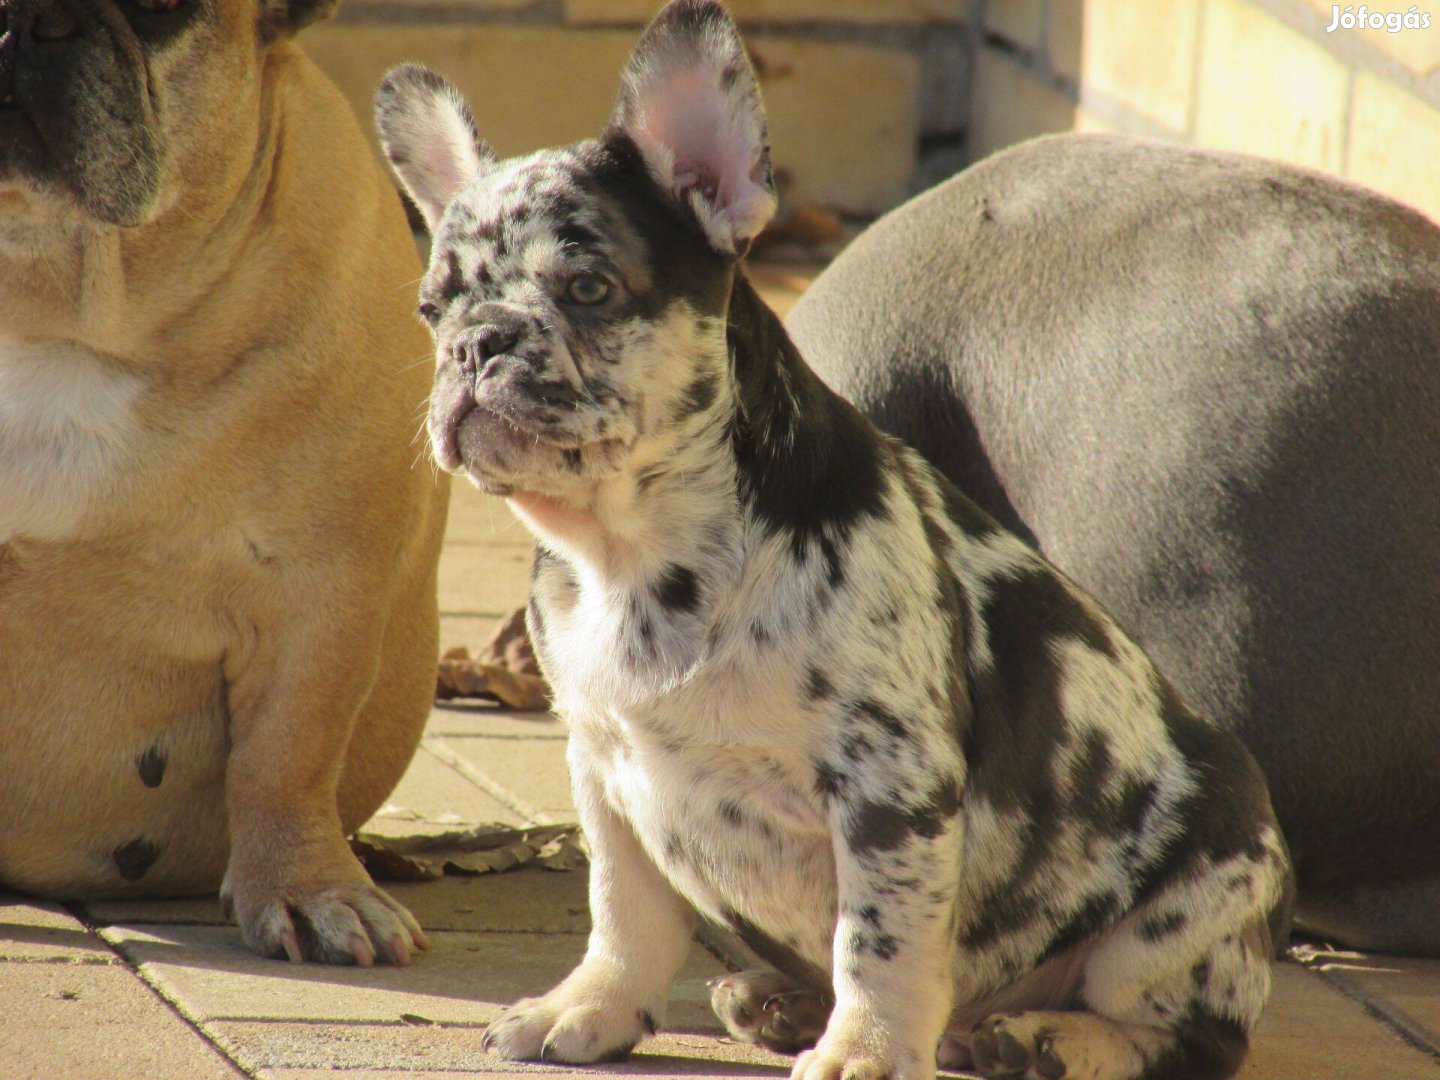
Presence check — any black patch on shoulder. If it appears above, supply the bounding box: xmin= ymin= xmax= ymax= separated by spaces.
xmin=725 ymin=274 xmax=890 ymax=556
xmin=135 ymin=745 xmax=167 ymax=788
xmin=984 ymin=567 xmax=1116 ymax=661
xmin=654 ymin=565 xmax=700 ymax=613
xmin=113 ymin=838 xmax=160 ymax=881
xmin=1038 ymin=890 xmax=1124 ymax=964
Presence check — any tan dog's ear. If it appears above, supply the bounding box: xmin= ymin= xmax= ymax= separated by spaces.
xmin=260 ymin=0 xmax=338 ymax=39
xmin=375 ymin=64 xmax=496 ymax=233
xmin=610 ymin=0 xmax=776 ymax=256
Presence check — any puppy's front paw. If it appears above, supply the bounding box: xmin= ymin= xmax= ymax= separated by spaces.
xmin=791 ymin=1018 xmax=933 ymax=1080
xmin=970 ymin=1015 xmax=1065 ymax=1080
xmin=484 ymin=973 xmax=661 ymax=1063
xmin=221 ymin=855 xmax=427 ymax=966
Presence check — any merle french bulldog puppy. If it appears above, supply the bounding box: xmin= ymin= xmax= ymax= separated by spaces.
xmin=376 ymin=3 xmax=1292 ymax=1078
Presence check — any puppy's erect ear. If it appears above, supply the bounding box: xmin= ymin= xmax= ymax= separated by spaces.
xmin=375 ymin=65 xmax=496 ymax=232
xmin=611 ymin=0 xmax=777 ymax=255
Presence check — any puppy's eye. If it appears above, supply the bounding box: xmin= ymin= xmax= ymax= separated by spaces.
xmin=564 ymin=274 xmax=611 ymax=306
xmin=417 ymin=300 xmax=440 ymax=324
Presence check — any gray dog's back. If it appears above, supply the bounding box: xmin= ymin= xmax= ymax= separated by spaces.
xmin=789 ymin=134 xmax=1440 ymax=947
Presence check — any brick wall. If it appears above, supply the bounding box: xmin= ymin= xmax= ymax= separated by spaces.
xmin=304 ymin=0 xmax=968 ymax=218
xmin=972 ymin=0 xmax=1440 ymax=221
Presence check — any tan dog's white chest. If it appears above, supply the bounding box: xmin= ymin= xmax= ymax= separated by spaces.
xmin=0 ymin=339 xmax=143 ymax=543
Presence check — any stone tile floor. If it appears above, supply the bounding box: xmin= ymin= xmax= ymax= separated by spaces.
xmin=4 ymin=267 xmax=1440 ymax=1079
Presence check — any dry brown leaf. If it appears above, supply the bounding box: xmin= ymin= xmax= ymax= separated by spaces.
xmin=436 ymin=609 xmax=550 ymax=709
xmin=352 ymin=823 xmax=588 ymax=882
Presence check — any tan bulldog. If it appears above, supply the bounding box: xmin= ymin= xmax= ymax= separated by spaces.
xmin=0 ymin=0 xmax=448 ymax=966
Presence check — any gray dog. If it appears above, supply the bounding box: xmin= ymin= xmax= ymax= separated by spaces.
xmin=791 ymin=135 xmax=1440 ymax=957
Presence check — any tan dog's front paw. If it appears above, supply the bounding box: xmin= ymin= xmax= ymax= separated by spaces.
xmin=484 ymin=978 xmax=660 ymax=1063
xmin=792 ymin=1022 xmax=934 ymax=1080
xmin=222 ymin=859 xmax=428 ymax=966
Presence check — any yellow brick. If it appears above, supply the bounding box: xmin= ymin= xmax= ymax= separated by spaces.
xmin=1348 ymin=72 xmax=1440 ymax=222
xmin=1298 ymin=0 xmax=1440 ymax=74
xmin=968 ymin=47 xmax=1077 ymax=163
xmin=565 ymin=0 xmax=966 ymax=22
xmin=1051 ymin=0 xmax=1198 ymax=132
xmin=1195 ymin=0 xmax=1347 ymax=172
xmin=984 ymin=0 xmax=1045 ymax=49
xmin=302 ymin=26 xmax=917 ymax=215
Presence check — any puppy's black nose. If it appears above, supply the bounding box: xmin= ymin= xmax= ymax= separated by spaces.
xmin=453 ymin=320 xmax=522 ymax=377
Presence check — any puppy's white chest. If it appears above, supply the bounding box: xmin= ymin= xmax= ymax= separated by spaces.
xmin=0 ymin=339 xmax=143 ymax=542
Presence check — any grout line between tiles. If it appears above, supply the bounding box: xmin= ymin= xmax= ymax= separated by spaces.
xmin=421 ymin=740 xmax=557 ymax=827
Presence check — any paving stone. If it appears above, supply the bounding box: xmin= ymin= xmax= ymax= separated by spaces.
xmin=1194 ymin=0 xmax=1347 ymax=172
xmin=565 ymin=0 xmax=965 ymax=25
xmin=230 ymin=1027 xmax=787 ymax=1077
xmin=1050 ymin=0 xmax=1198 ymax=133
xmin=0 ymin=962 xmax=245 ymax=1080
xmin=434 ymin=736 xmax=576 ymax=817
xmin=1303 ymin=950 xmax=1440 ymax=1056
xmin=967 ymin=47 xmax=1077 ymax=163
xmin=427 ymin=705 xmax=567 ymax=741
xmin=439 ymin=544 xmax=534 ymax=617
xmin=365 ymin=744 xmax=528 ymax=837
xmin=1348 ymin=71 xmax=1440 ymax=223
xmin=1238 ymin=961 xmax=1440 ymax=1079
xmin=0 ymin=894 xmax=116 ymax=962
xmin=383 ymin=869 xmax=591 ymax=935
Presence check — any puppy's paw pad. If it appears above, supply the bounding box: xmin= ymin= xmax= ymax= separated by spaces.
xmin=971 ymin=1016 xmax=1065 ymax=1080
xmin=484 ymin=994 xmax=653 ymax=1063
xmin=710 ymin=970 xmax=831 ymax=1053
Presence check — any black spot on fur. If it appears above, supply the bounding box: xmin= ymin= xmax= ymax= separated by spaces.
xmin=562 ymin=447 xmax=583 ymax=471
xmin=846 ymin=778 xmax=960 ymax=854
xmin=675 ymin=372 xmax=720 ymax=420
xmin=1039 ymin=890 xmax=1124 ymax=963
xmin=1138 ymin=1006 xmax=1248 ymax=1080
xmin=817 ymin=535 xmax=845 ymax=589
xmin=1140 ymin=910 xmax=1190 ymax=941
xmin=805 ymin=667 xmax=833 ymax=701
xmin=654 ymin=565 xmax=700 ymax=613
xmin=639 ymin=1009 xmax=658 ymax=1035
xmin=851 ymin=698 xmax=906 ymax=739
xmin=135 ymin=745 xmax=166 ymax=788
xmin=113 ymin=838 xmax=160 ymax=881
xmin=814 ymin=761 xmax=847 ymax=799
xmin=434 ymin=248 xmax=465 ymax=303
xmin=718 ymin=799 xmax=745 ymax=827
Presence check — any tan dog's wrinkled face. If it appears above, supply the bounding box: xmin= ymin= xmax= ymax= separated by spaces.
xmin=0 ymin=0 xmax=333 ymax=227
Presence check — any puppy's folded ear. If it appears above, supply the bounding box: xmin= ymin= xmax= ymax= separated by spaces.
xmin=375 ymin=65 xmax=497 ymax=232
xmin=610 ymin=0 xmax=777 ymax=256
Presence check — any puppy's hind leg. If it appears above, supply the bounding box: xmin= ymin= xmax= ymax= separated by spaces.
xmin=710 ymin=969 xmax=833 ymax=1053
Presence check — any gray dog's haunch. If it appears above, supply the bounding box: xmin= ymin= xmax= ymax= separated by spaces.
xmin=791 ymin=132 xmax=1440 ymax=960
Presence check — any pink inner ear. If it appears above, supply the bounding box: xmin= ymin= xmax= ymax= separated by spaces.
xmin=638 ymin=68 xmax=759 ymax=219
